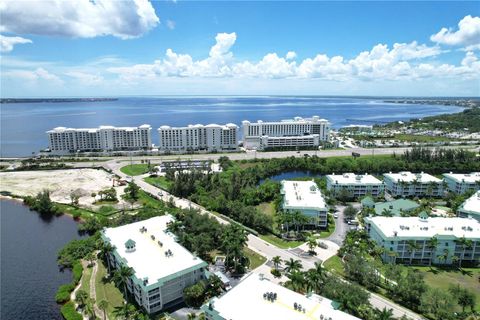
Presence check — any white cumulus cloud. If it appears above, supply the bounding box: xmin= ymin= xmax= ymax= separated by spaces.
xmin=3 ymin=67 xmax=63 ymax=84
xmin=286 ymin=51 xmax=297 ymax=60
xmin=431 ymin=15 xmax=480 ymax=50
xmin=0 ymin=34 xmax=32 ymax=52
xmin=0 ymin=0 xmax=159 ymax=39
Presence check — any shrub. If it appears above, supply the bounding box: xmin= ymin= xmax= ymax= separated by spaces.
xmin=270 ymin=268 xmax=281 ymax=278
xmin=72 ymin=261 xmax=83 ymax=284
xmin=60 ymin=301 xmax=82 ymax=320
xmin=55 ymin=283 xmax=75 ymax=303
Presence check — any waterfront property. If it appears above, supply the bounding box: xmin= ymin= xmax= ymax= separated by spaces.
xmin=458 ymin=191 xmax=480 ymax=222
xmin=201 ymin=273 xmax=360 ymax=320
xmin=157 ymin=123 xmax=238 ymax=153
xmin=280 ymin=180 xmax=328 ymax=227
xmin=383 ymin=171 xmax=443 ymax=198
xmin=101 ymin=216 xmax=207 ymax=313
xmin=443 ymin=172 xmax=480 ymax=194
xmin=362 ymin=197 xmax=420 ymax=216
xmin=326 ymin=173 xmax=384 ymax=198
xmin=365 ymin=215 xmax=480 ymax=266
xmin=242 ymin=116 xmax=330 ymax=150
xmin=47 ymin=125 xmax=152 ymax=154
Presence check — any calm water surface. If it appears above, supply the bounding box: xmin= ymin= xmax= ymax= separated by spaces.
xmin=0 ymin=200 xmax=83 ymax=320
xmin=0 ymin=96 xmax=463 ymax=157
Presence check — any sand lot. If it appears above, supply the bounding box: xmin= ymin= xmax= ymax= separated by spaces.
xmin=0 ymin=169 xmax=128 ymax=208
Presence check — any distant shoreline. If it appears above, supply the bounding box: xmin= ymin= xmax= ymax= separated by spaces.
xmin=0 ymin=98 xmax=118 ymax=104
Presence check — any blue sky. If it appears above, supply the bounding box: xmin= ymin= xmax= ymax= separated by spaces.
xmin=1 ymin=1 xmax=479 ymax=97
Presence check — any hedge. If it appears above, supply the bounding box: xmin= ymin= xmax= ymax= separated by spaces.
xmin=60 ymin=302 xmax=82 ymax=320
xmin=55 ymin=283 xmax=75 ymax=303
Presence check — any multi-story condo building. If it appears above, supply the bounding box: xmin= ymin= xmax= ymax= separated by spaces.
xmin=242 ymin=116 xmax=330 ymax=150
xmin=383 ymin=171 xmax=443 ymax=198
xmin=158 ymin=123 xmax=238 ymax=153
xmin=280 ymin=180 xmax=328 ymax=228
xmin=365 ymin=215 xmax=480 ymax=266
xmin=201 ymin=273 xmax=360 ymax=320
xmin=101 ymin=216 xmax=207 ymax=313
xmin=458 ymin=191 xmax=480 ymax=222
xmin=443 ymin=172 xmax=480 ymax=194
xmin=326 ymin=173 xmax=384 ymax=198
xmin=47 ymin=124 xmax=152 ymax=154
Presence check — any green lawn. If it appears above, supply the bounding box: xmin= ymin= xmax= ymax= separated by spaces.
xmin=324 ymin=255 xmax=345 ymax=277
xmin=413 ymin=266 xmax=480 ymax=311
xmin=259 ymin=234 xmax=303 ymax=249
xmin=393 ymin=134 xmax=453 ymax=143
xmin=78 ymin=263 xmax=92 ymax=295
xmin=256 ymin=202 xmax=275 ymax=217
xmin=95 ymin=261 xmax=124 ymax=319
xmin=137 ymin=190 xmax=165 ymax=208
xmin=244 ymin=247 xmax=267 ymax=270
xmin=120 ymin=164 xmax=149 ymax=176
xmin=144 ymin=176 xmax=173 ymax=191
xmin=56 ymin=203 xmax=96 ymax=219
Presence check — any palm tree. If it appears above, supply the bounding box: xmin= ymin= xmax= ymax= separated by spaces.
xmin=98 ymin=300 xmax=109 ymax=320
xmin=456 ymin=237 xmax=473 ymax=267
xmin=375 ymin=307 xmax=395 ymax=320
xmin=387 ymin=249 xmax=398 ymax=265
xmin=113 ymin=265 xmax=134 ymax=298
xmin=306 ymin=236 xmax=317 ymax=255
xmin=427 ymin=237 xmax=438 ymax=266
xmin=272 ymin=256 xmax=282 ymax=271
xmin=285 ymin=270 xmax=305 ymax=293
xmin=75 ymin=289 xmax=89 ymax=308
xmin=284 ymin=258 xmax=303 ymax=276
xmin=100 ymin=242 xmax=115 ymax=275
xmin=187 ymin=313 xmax=197 ymax=320
xmin=113 ymin=303 xmax=136 ymax=320
xmin=406 ymin=240 xmax=420 ymax=265
xmin=85 ymin=298 xmax=96 ymax=320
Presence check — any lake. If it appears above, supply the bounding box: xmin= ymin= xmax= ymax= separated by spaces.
xmin=0 ymin=96 xmax=463 ymax=157
xmin=0 ymin=200 xmax=83 ymax=320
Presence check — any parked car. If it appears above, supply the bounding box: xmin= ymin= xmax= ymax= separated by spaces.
xmin=318 ymin=242 xmax=328 ymax=249
xmin=333 ymin=213 xmax=338 ymax=219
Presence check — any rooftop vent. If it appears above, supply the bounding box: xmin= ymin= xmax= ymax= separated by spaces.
xmin=125 ymin=239 xmax=136 ymax=253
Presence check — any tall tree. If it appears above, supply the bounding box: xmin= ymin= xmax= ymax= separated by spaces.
xmin=113 ymin=265 xmax=134 ymax=298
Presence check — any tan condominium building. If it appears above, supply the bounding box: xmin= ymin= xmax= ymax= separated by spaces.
xmin=47 ymin=124 xmax=152 ymax=154
xmin=242 ymin=116 xmax=330 ymax=150
xmin=158 ymin=123 xmax=238 ymax=153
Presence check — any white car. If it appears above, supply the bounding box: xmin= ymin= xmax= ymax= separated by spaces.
xmin=333 ymin=213 xmax=339 ymax=219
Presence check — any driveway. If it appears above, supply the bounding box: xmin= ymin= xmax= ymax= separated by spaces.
xmin=327 ymin=203 xmax=362 ymax=246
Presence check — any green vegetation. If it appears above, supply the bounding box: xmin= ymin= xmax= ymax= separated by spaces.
xmin=120 ymin=164 xmax=149 ymax=176
xmin=60 ymin=302 xmax=83 ymax=320
xmin=95 ymin=261 xmax=124 ymax=319
xmin=324 ymin=255 xmax=345 ymax=277
xmin=183 ymin=275 xmax=223 ymax=308
xmin=317 ymin=215 xmax=335 ymax=238
xmin=23 ymin=190 xmax=60 ymax=216
xmin=259 ymin=234 xmax=303 ymax=249
xmin=244 ymin=247 xmax=267 ymax=270
xmin=381 ymin=107 xmax=480 ymax=132
xmin=255 ymin=201 xmax=275 ymax=217
xmin=144 ymin=175 xmax=173 ymax=190
xmin=55 ymin=283 xmax=75 ymax=303
xmin=393 ymin=134 xmax=453 ymax=143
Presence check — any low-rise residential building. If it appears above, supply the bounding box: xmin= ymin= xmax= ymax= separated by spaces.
xmin=47 ymin=124 xmax=152 ymax=154
xmin=158 ymin=123 xmax=238 ymax=153
xmin=201 ymin=273 xmax=360 ymax=320
xmin=326 ymin=173 xmax=384 ymax=198
xmin=101 ymin=216 xmax=207 ymax=313
xmin=242 ymin=116 xmax=330 ymax=150
xmin=443 ymin=172 xmax=480 ymax=194
xmin=280 ymin=180 xmax=328 ymax=227
xmin=383 ymin=171 xmax=443 ymax=197
xmin=365 ymin=215 xmax=480 ymax=265
xmin=364 ymin=198 xmax=420 ymax=217
xmin=458 ymin=191 xmax=480 ymax=222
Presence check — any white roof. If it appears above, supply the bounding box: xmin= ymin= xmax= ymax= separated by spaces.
xmin=47 ymin=125 xmax=150 ymax=133
xmin=158 ymin=123 xmax=238 ymax=130
xmin=462 ymin=191 xmax=480 ymax=213
xmin=281 ymin=180 xmax=326 ymax=210
xmin=366 ymin=216 xmax=480 ymax=239
xmin=384 ymin=171 xmax=442 ymax=183
xmin=103 ymin=216 xmax=205 ymax=283
xmin=327 ymin=173 xmax=383 ymax=185
xmin=242 ymin=116 xmax=330 ymax=125
xmin=207 ymin=274 xmax=360 ymax=320
xmin=443 ymin=172 xmax=480 ymax=184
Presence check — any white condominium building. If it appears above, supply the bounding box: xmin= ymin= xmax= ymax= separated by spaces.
xmin=365 ymin=215 xmax=480 ymax=266
xmin=458 ymin=191 xmax=480 ymax=222
xmin=201 ymin=273 xmax=360 ymax=320
xmin=443 ymin=172 xmax=480 ymax=194
xmin=326 ymin=173 xmax=385 ymax=198
xmin=158 ymin=123 xmax=238 ymax=153
xmin=242 ymin=116 xmax=330 ymax=150
xmin=47 ymin=124 xmax=152 ymax=154
xmin=383 ymin=171 xmax=443 ymax=197
xmin=281 ymin=180 xmax=328 ymax=227
xmin=101 ymin=216 xmax=207 ymax=313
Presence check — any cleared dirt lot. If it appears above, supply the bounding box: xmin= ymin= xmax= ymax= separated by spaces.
xmin=0 ymin=169 xmax=128 ymax=208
